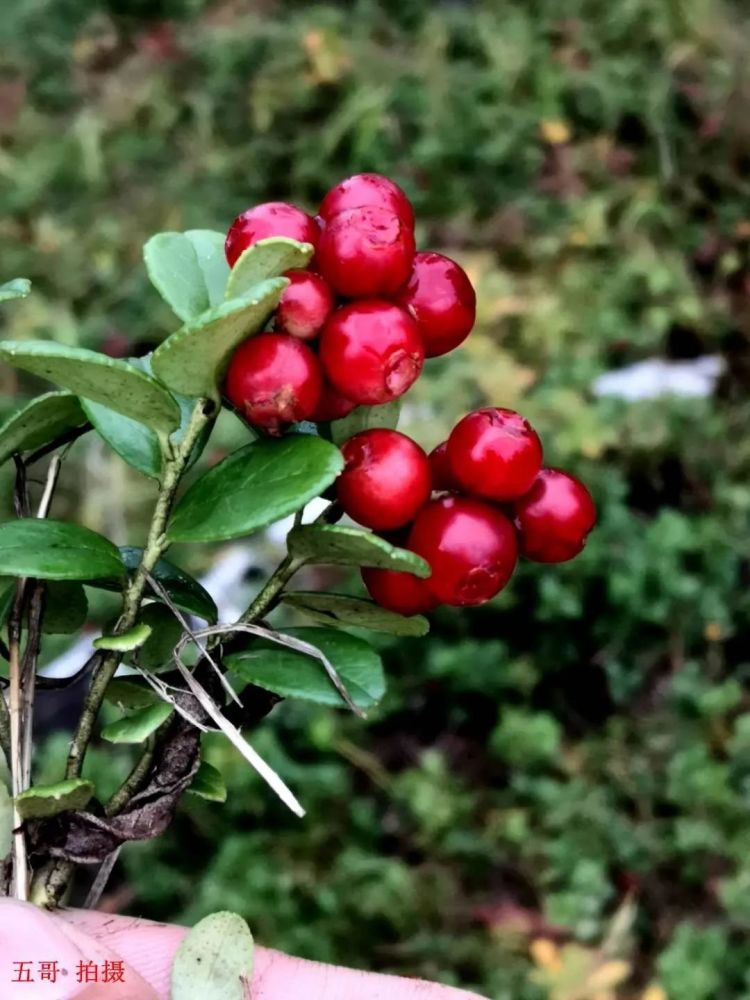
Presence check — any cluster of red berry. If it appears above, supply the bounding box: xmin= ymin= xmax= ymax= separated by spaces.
xmin=221 ymin=174 xmax=595 ymax=617
xmin=223 ymin=173 xmax=475 ymax=431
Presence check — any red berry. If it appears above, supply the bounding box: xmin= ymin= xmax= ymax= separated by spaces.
xmin=447 ymin=407 xmax=543 ymax=502
xmin=224 ymin=333 xmax=322 ymax=433
xmin=428 ymin=441 xmax=460 ymax=492
xmin=274 ymin=270 xmax=334 ymax=341
xmin=396 ymin=251 xmax=476 ymax=358
xmin=319 ymin=301 xmax=424 ymax=405
xmin=514 ymin=468 xmax=596 ymax=563
xmin=320 ymin=173 xmax=414 ymax=230
xmin=316 ymin=206 xmax=415 ymax=297
xmin=361 ymin=565 xmax=438 ymax=616
xmin=225 ymin=202 xmax=319 ymax=268
xmin=337 ymin=429 xmax=431 ymax=531
xmin=310 ymin=383 xmax=357 ymax=423
xmin=408 ymin=495 xmax=518 ymax=606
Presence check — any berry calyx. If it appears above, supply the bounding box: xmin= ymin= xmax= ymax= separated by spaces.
xmin=316 ymin=205 xmax=415 ymax=298
xmin=310 ymin=382 xmax=357 ymax=423
xmin=320 ymin=173 xmax=415 ymax=230
xmin=319 ymin=301 xmax=424 ymax=405
xmin=396 ymin=251 xmax=476 ymax=358
xmin=274 ymin=270 xmax=334 ymax=341
xmin=428 ymin=441 xmax=460 ymax=492
xmin=337 ymin=429 xmax=432 ymax=531
xmin=224 ymin=333 xmax=322 ymax=433
xmin=514 ymin=468 xmax=596 ymax=563
xmin=361 ymin=566 xmax=438 ymax=616
xmin=447 ymin=407 xmax=543 ymax=501
xmin=225 ymin=202 xmax=320 ymax=268
xmin=407 ymin=495 xmax=518 ymax=606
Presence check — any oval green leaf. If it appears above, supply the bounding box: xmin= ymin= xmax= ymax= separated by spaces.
xmin=135 ymin=603 xmax=182 ymax=669
xmin=0 ymin=342 xmax=180 ymax=434
xmin=0 ymin=278 xmax=31 ymax=303
xmin=225 ymin=237 xmax=313 ymax=301
xmin=287 ymin=524 xmax=430 ymax=577
xmin=81 ymin=398 xmax=163 ymax=479
xmin=104 ymin=679 xmax=159 ymax=710
xmin=167 ymin=435 xmax=344 ymax=543
xmin=150 ymin=277 xmax=287 ymax=399
xmin=225 ymin=627 xmax=385 ymax=710
xmin=283 ymin=591 xmax=429 ymax=637
xmin=101 ymin=702 xmax=173 ymax=744
xmin=144 ymin=230 xmax=230 ymax=322
xmin=100 ymin=549 xmax=218 ymax=623
xmin=42 ymin=582 xmax=88 ymax=635
xmin=0 ymin=392 xmax=88 ymax=467
xmin=0 ymin=520 xmax=125 ymax=581
xmin=15 ymin=778 xmax=94 ymax=820
xmin=94 ymin=622 xmax=153 ymax=652
xmin=171 ymin=911 xmax=254 ymax=1000
xmin=188 ymin=761 xmax=227 ymax=803
xmin=329 ymin=400 xmax=400 ymax=442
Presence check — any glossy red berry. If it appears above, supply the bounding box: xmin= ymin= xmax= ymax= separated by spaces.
xmin=361 ymin=566 xmax=438 ymax=616
xmin=310 ymin=382 xmax=357 ymax=423
xmin=514 ymin=468 xmax=596 ymax=563
xmin=225 ymin=202 xmax=319 ymax=268
xmin=396 ymin=251 xmax=476 ymax=358
xmin=319 ymin=301 xmax=424 ymax=405
xmin=408 ymin=495 xmax=518 ymax=607
xmin=337 ymin=429 xmax=431 ymax=531
xmin=274 ymin=270 xmax=334 ymax=341
xmin=428 ymin=441 xmax=460 ymax=492
xmin=224 ymin=333 xmax=322 ymax=433
xmin=320 ymin=173 xmax=414 ymax=230
xmin=447 ymin=407 xmax=543 ymax=502
xmin=316 ymin=206 xmax=415 ymax=297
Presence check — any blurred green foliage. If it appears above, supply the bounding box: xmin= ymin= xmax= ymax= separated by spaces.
xmin=8 ymin=0 xmax=750 ymax=996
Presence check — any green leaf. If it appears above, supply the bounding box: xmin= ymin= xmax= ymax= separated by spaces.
xmin=283 ymin=591 xmax=429 ymax=637
xmin=94 ymin=622 xmax=153 ymax=652
xmin=144 ymin=230 xmax=230 ymax=322
xmin=0 ymin=580 xmax=14 ymax=628
xmin=167 ymin=435 xmax=344 ymax=543
xmin=0 ymin=520 xmax=125 ymax=581
xmin=0 ymin=342 xmax=180 ymax=435
xmin=0 ymin=392 xmax=88 ymax=467
xmin=151 ymin=278 xmax=287 ymax=399
xmin=101 ymin=702 xmax=173 ymax=744
xmin=225 ymin=237 xmax=313 ymax=301
xmin=136 ymin=603 xmax=182 ymax=669
xmin=81 ymin=398 xmax=162 ymax=479
xmin=42 ymin=582 xmax=88 ymax=634
xmin=104 ymin=679 xmax=159 ymax=709
xmin=329 ymin=400 xmax=400 ymax=443
xmin=188 ymin=761 xmax=227 ymax=803
xmin=287 ymin=524 xmax=430 ymax=577
xmin=0 ymin=783 xmax=11 ymax=861
xmin=171 ymin=911 xmax=254 ymax=1000
xmin=15 ymin=778 xmax=94 ymax=820
xmin=226 ymin=627 xmax=385 ymax=710
xmin=119 ymin=548 xmax=218 ymax=622
xmin=0 ymin=278 xmax=31 ymax=303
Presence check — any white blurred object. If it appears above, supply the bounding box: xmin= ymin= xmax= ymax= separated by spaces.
xmin=592 ymin=355 xmax=725 ymax=401
xmin=266 ymin=497 xmax=329 ymax=546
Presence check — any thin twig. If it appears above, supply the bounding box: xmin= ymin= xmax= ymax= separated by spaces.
xmin=104 ymin=736 xmax=156 ymax=817
xmin=82 ymin=846 xmax=121 ymax=910
xmin=25 ymin=422 xmax=92 ymax=467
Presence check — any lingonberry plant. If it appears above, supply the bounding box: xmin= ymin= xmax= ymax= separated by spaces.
xmin=0 ymin=173 xmax=595 ymax=988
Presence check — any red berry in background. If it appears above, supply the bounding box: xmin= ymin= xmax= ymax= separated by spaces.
xmin=337 ymin=429 xmax=432 ymax=531
xmin=361 ymin=566 xmax=438 ymax=616
xmin=408 ymin=495 xmax=518 ymax=607
xmin=514 ymin=468 xmax=596 ymax=563
xmin=316 ymin=206 xmax=415 ymax=297
xmin=225 ymin=202 xmax=320 ymax=267
xmin=320 ymin=173 xmax=415 ymax=230
xmin=396 ymin=251 xmax=476 ymax=358
xmin=223 ymin=333 xmax=322 ymax=434
xmin=310 ymin=382 xmax=357 ymax=423
xmin=274 ymin=270 xmax=334 ymax=341
xmin=428 ymin=441 xmax=460 ymax=492
xmin=319 ymin=301 xmax=424 ymax=405
xmin=447 ymin=407 xmax=543 ymax=502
